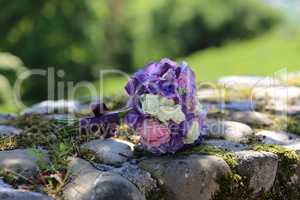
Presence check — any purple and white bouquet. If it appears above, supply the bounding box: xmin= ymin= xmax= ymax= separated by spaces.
xmin=80 ymin=58 xmax=206 ymax=154
xmin=124 ymin=58 xmax=206 ymax=154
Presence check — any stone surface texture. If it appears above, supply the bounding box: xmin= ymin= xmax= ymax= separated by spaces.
xmin=63 ymin=157 xmax=145 ymax=200
xmin=252 ymin=86 xmax=300 ymax=104
xmin=206 ymin=119 xmax=253 ymax=143
xmin=218 ymin=76 xmax=281 ymax=88
xmin=0 ymin=114 xmax=16 ymax=124
xmin=204 ymin=139 xmax=249 ymax=152
xmin=229 ymin=111 xmax=273 ymax=126
xmin=111 ymin=163 xmax=158 ymax=197
xmin=81 ymin=138 xmax=134 ymax=165
xmin=0 ymin=149 xmax=49 ymax=179
xmin=0 ymin=125 xmax=22 ymax=138
xmin=256 ymin=130 xmax=300 ymax=146
xmin=139 ymin=154 xmax=231 ymax=200
xmin=0 ymin=178 xmax=52 ymax=200
xmin=0 ymin=187 xmax=53 ymax=200
xmin=235 ymin=150 xmax=278 ymax=193
xmin=21 ymin=100 xmax=82 ymax=115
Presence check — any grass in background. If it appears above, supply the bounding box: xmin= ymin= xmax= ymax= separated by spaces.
xmin=184 ymin=27 xmax=300 ymax=82
xmin=0 ymin=104 xmax=19 ymax=113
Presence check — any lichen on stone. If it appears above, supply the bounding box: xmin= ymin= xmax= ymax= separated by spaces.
xmin=253 ymin=144 xmax=300 ymax=199
xmin=179 ymin=145 xmax=238 ymax=171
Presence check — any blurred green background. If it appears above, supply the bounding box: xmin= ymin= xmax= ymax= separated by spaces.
xmin=0 ymin=0 xmax=299 ymax=112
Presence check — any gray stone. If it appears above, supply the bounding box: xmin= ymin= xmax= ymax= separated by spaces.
xmin=0 ymin=114 xmax=16 ymax=124
xmin=139 ymin=155 xmax=231 ymax=200
xmin=204 ymin=139 xmax=249 ymax=152
xmin=21 ymin=100 xmax=82 ymax=115
xmin=0 ymin=178 xmax=52 ymax=200
xmin=256 ymin=130 xmax=300 ymax=145
xmin=0 ymin=149 xmax=49 ymax=179
xmin=92 ymin=163 xmax=115 ymax=171
xmin=235 ymin=150 xmax=278 ymax=193
xmin=197 ymin=89 xmax=224 ymax=102
xmin=43 ymin=114 xmax=76 ymax=121
xmin=81 ymin=138 xmax=134 ymax=165
xmin=91 ymin=162 xmax=157 ymax=197
xmin=222 ymin=101 xmax=256 ymax=111
xmin=0 ymin=187 xmax=53 ymax=200
xmin=63 ymin=157 xmax=145 ymax=200
xmin=218 ymin=76 xmax=281 ymax=88
xmin=111 ymin=163 xmax=158 ymax=197
xmin=256 ymin=130 xmax=300 ymax=154
xmin=252 ymin=86 xmax=300 ymax=104
xmin=0 ymin=125 xmax=22 ymax=138
xmin=229 ymin=111 xmax=273 ymax=126
xmin=291 ymin=164 xmax=300 ymax=185
xmin=266 ymin=103 xmax=300 ymax=116
xmin=203 ymin=101 xmax=256 ymax=112
xmin=206 ymin=119 xmax=253 ymax=143
xmin=0 ymin=178 xmax=11 ymax=188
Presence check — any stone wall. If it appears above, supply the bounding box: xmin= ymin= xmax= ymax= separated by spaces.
xmin=0 ymin=75 xmax=299 ymax=199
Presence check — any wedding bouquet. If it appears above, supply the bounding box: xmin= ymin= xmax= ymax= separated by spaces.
xmin=80 ymin=58 xmax=206 ymax=154
xmin=124 ymin=58 xmax=206 ymax=154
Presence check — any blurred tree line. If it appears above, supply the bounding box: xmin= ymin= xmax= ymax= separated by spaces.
xmin=0 ymin=0 xmax=280 ymax=103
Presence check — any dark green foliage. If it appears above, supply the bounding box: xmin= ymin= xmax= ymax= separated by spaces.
xmin=0 ymin=0 xmax=99 ymax=102
xmin=0 ymin=0 xmax=281 ymax=103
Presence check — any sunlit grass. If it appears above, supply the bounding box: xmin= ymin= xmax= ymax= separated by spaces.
xmin=184 ymin=27 xmax=300 ymax=82
xmin=0 ymin=104 xmax=19 ymax=113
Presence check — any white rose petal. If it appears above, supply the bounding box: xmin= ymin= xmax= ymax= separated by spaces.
xmin=184 ymin=120 xmax=200 ymax=144
xmin=141 ymin=94 xmax=160 ymax=115
xmin=195 ymin=102 xmax=203 ymax=115
xmin=159 ymin=104 xmax=186 ymax=124
xmin=140 ymin=94 xmax=186 ymax=124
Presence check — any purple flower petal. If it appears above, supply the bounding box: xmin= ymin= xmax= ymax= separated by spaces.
xmin=158 ymin=80 xmax=178 ymax=98
xmin=80 ymin=112 xmax=120 ymax=137
xmin=124 ymin=110 xmax=143 ymax=129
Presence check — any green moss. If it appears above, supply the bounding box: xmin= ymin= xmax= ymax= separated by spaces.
xmin=0 ymin=169 xmax=22 ymax=186
xmin=253 ymin=144 xmax=299 ymax=165
xmin=286 ymin=118 xmax=300 ymax=136
xmin=0 ymin=137 xmax=18 ymax=150
xmin=180 ymin=145 xmax=239 ymax=170
xmin=271 ymin=117 xmax=300 ymax=136
xmin=253 ymin=144 xmax=300 ymax=200
xmin=78 ymin=148 xmax=103 ymax=163
xmin=195 ymin=146 xmax=255 ymax=200
xmin=7 ymin=115 xmax=58 ymax=148
xmin=213 ymin=144 xmax=300 ymax=200
xmin=147 ymin=185 xmax=170 ymax=200
xmin=212 ymin=173 xmax=254 ymax=200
